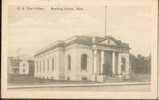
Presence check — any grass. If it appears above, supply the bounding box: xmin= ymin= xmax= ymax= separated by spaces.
xmin=8 ymin=73 xmax=150 ymax=86
xmin=8 ymin=74 xmax=96 ymax=85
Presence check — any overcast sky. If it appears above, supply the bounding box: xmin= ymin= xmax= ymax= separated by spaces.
xmin=7 ymin=0 xmax=156 ymax=57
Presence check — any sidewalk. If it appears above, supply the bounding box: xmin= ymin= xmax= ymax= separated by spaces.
xmin=8 ymin=81 xmax=150 ymax=89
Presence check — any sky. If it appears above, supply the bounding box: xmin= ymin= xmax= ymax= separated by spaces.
xmin=7 ymin=0 xmax=156 ymax=57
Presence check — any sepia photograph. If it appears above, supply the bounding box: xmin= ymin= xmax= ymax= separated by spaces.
xmin=2 ymin=0 xmax=158 ymax=99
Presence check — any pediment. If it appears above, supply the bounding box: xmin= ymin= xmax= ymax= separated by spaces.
xmin=98 ymin=38 xmax=117 ymax=46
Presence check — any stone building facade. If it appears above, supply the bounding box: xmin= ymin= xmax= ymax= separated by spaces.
xmin=34 ymin=35 xmax=131 ymax=82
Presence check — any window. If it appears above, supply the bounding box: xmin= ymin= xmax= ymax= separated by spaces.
xmin=39 ymin=61 xmax=41 ymax=72
xmin=81 ymin=77 xmax=87 ymax=81
xmin=36 ymin=61 xmax=38 ymax=72
xmin=67 ymin=77 xmax=70 ymax=80
xmin=47 ymin=59 xmax=49 ymax=72
xmin=121 ymin=57 xmax=126 ymax=64
xmin=23 ymin=68 xmax=25 ymax=73
xmin=81 ymin=54 xmax=88 ymax=71
xmin=121 ymin=57 xmax=126 ymax=72
xmin=52 ymin=58 xmax=54 ymax=71
xmin=43 ymin=60 xmax=45 ymax=72
xmin=68 ymin=55 xmax=71 ymax=70
xmin=107 ymin=40 xmax=110 ymax=44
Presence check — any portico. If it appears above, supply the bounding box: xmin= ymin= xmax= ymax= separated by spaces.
xmin=91 ymin=37 xmax=130 ymax=82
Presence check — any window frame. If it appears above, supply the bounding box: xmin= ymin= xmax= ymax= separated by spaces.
xmin=81 ymin=54 xmax=88 ymax=71
xmin=68 ymin=55 xmax=71 ymax=71
xmin=52 ymin=57 xmax=54 ymax=72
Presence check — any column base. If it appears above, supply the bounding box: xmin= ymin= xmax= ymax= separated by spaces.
xmin=124 ymin=74 xmax=130 ymax=80
xmin=96 ymin=75 xmax=105 ymax=82
xmin=116 ymin=74 xmax=123 ymax=80
xmin=116 ymin=74 xmax=130 ymax=80
xmin=112 ymin=74 xmax=117 ymax=77
xmin=90 ymin=75 xmax=96 ymax=81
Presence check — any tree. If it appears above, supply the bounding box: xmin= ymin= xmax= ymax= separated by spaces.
xmin=130 ymin=53 xmax=151 ymax=74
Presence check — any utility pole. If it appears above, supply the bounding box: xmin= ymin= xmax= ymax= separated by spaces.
xmin=105 ymin=5 xmax=107 ymax=37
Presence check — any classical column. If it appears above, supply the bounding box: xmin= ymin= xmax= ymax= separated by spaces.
xmin=112 ymin=52 xmax=116 ymax=75
xmin=100 ymin=51 xmax=104 ymax=74
xmin=118 ymin=54 xmax=121 ymax=75
xmin=36 ymin=60 xmax=38 ymax=74
xmin=39 ymin=60 xmax=41 ymax=74
xmin=34 ymin=60 xmax=37 ymax=77
xmin=42 ymin=59 xmax=45 ymax=73
xmin=50 ymin=57 xmax=53 ymax=73
xmin=126 ymin=54 xmax=130 ymax=74
xmin=125 ymin=54 xmax=130 ymax=79
xmin=93 ymin=49 xmax=97 ymax=74
xmin=45 ymin=59 xmax=47 ymax=73
xmin=38 ymin=60 xmax=40 ymax=78
xmin=47 ymin=58 xmax=49 ymax=73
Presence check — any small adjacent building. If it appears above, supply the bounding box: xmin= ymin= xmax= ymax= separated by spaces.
xmin=8 ymin=56 xmax=34 ymax=76
xmin=19 ymin=60 xmax=34 ymax=76
xmin=34 ymin=35 xmax=131 ymax=82
xmin=7 ymin=57 xmax=21 ymax=75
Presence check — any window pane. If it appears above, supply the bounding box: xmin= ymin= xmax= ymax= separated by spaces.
xmin=68 ymin=55 xmax=71 ymax=70
xmin=52 ymin=58 xmax=54 ymax=71
xmin=39 ymin=61 xmax=41 ymax=72
xmin=47 ymin=59 xmax=49 ymax=72
xmin=43 ymin=60 xmax=45 ymax=72
xmin=81 ymin=54 xmax=87 ymax=71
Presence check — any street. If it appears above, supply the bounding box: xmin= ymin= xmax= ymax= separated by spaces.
xmin=9 ymin=84 xmax=150 ymax=92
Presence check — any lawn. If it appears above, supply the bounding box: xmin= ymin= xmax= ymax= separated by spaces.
xmin=8 ymin=73 xmax=150 ymax=86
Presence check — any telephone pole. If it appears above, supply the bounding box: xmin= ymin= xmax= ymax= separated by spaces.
xmin=105 ymin=5 xmax=107 ymax=37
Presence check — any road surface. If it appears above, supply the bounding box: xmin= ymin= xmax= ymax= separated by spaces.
xmin=9 ymin=84 xmax=150 ymax=92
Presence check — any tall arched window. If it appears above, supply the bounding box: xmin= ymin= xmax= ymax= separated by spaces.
xmin=52 ymin=58 xmax=54 ymax=72
xmin=68 ymin=55 xmax=71 ymax=70
xmin=36 ymin=61 xmax=38 ymax=73
xmin=43 ymin=60 xmax=45 ymax=72
xmin=47 ymin=59 xmax=49 ymax=72
xmin=40 ymin=61 xmax=42 ymax=72
xmin=39 ymin=61 xmax=41 ymax=72
xmin=81 ymin=54 xmax=88 ymax=71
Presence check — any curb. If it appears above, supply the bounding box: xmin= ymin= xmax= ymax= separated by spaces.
xmin=8 ymin=82 xmax=151 ymax=89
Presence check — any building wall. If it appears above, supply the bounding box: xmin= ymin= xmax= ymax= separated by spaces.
xmin=34 ymin=44 xmax=94 ymax=81
xmin=19 ymin=61 xmax=29 ymax=75
xmin=64 ymin=44 xmax=93 ymax=81
xmin=34 ymin=47 xmax=65 ymax=80
xmin=64 ymin=44 xmax=79 ymax=80
xmin=7 ymin=57 xmax=20 ymax=75
xmin=117 ymin=52 xmax=130 ymax=79
xmin=7 ymin=58 xmax=14 ymax=74
xmin=28 ymin=61 xmax=34 ymax=76
xmin=76 ymin=45 xmax=93 ymax=81
xmin=34 ymin=44 xmax=131 ymax=81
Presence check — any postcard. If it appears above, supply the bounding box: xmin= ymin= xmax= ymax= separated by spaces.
xmin=1 ymin=0 xmax=158 ymax=99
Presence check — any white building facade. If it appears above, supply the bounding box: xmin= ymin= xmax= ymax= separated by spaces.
xmin=34 ymin=35 xmax=131 ymax=82
xmin=19 ymin=61 xmax=29 ymax=75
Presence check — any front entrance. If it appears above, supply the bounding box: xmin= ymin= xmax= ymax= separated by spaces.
xmin=103 ymin=51 xmax=112 ymax=76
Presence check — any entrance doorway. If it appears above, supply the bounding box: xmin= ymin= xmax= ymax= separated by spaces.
xmin=103 ymin=51 xmax=112 ymax=76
